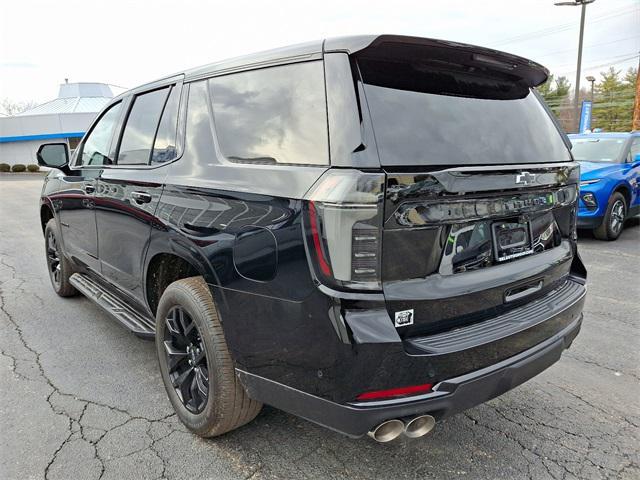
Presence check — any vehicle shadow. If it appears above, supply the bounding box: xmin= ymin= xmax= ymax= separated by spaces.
xmin=205 ymin=403 xmax=490 ymax=477
xmin=184 ymin=373 xmax=600 ymax=479
xmin=577 ymin=215 xmax=639 ymax=241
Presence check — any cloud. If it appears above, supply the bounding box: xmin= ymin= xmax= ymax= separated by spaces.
xmin=0 ymin=62 xmax=38 ymax=69
xmin=0 ymin=0 xmax=637 ymax=102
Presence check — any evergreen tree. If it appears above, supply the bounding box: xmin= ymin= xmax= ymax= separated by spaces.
xmin=624 ymin=67 xmax=638 ymax=86
xmin=592 ymin=67 xmax=637 ymax=132
xmin=537 ymin=74 xmax=571 ymax=118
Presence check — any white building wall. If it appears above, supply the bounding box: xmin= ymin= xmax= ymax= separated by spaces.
xmin=0 ymin=139 xmax=46 ymax=166
xmin=59 ymin=112 xmax=97 ymax=132
xmin=0 ymin=82 xmax=113 ymax=167
xmin=0 ymin=112 xmax=98 ymax=166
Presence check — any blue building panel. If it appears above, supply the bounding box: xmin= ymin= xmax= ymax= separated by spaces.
xmin=0 ymin=132 xmax=85 ymax=144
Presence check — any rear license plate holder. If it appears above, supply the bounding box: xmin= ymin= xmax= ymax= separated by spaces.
xmin=492 ymin=219 xmax=534 ymax=262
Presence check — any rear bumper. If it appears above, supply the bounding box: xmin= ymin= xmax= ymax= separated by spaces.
xmin=237 ymin=313 xmax=582 ymax=437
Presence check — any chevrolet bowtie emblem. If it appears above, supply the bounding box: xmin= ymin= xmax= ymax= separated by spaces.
xmin=515 ymin=172 xmax=536 ymax=185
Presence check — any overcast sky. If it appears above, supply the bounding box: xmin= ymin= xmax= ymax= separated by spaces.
xmin=1 ymin=0 xmax=638 ymax=104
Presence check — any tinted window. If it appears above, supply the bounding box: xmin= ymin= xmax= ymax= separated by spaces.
xmin=81 ymin=102 xmax=122 ymax=166
xmin=629 ymin=138 xmax=640 ymax=162
xmin=152 ymin=86 xmax=180 ymax=164
xmin=209 ymin=61 xmax=328 ymax=165
xmin=359 ymin=58 xmax=571 ymax=166
xmin=184 ymin=81 xmax=216 ymax=167
xmin=118 ymin=87 xmax=169 ymax=165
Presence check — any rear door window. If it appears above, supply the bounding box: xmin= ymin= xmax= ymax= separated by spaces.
xmin=209 ymin=61 xmax=329 ymax=165
xmin=117 ymin=87 xmax=170 ymax=165
xmin=358 ymin=58 xmax=571 ymax=166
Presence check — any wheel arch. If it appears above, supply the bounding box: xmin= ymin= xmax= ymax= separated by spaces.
xmin=40 ymin=202 xmax=55 ymax=233
xmin=613 ymin=183 xmax=631 ymax=208
xmin=145 ymin=252 xmax=204 ymax=316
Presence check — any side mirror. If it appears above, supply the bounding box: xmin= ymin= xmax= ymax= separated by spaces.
xmin=37 ymin=143 xmax=70 ymax=170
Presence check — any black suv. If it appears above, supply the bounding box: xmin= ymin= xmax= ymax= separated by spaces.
xmin=37 ymin=35 xmax=586 ymax=442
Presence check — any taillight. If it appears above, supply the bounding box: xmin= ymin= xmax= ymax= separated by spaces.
xmin=356 ymin=383 xmax=433 ymax=401
xmin=395 ymin=184 xmax=578 ymax=226
xmin=303 ymin=169 xmax=385 ymax=291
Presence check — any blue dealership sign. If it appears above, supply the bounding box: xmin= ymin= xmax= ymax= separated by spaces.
xmin=579 ymin=100 xmax=592 ymax=133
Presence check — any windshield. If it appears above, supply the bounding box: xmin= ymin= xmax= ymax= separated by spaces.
xmin=570 ymin=138 xmax=626 ymax=163
xmin=358 ymin=57 xmax=571 ymax=166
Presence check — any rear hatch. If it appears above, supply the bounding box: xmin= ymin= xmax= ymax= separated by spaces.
xmin=381 ymin=165 xmax=579 ymax=338
xmin=354 ymin=37 xmax=581 ymax=338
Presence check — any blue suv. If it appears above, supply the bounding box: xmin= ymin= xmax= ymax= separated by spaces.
xmin=569 ymin=132 xmax=640 ymax=240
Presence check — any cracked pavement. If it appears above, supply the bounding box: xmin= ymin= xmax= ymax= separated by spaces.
xmin=1 ymin=176 xmax=638 ymax=480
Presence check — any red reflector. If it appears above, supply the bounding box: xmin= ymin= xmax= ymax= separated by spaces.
xmin=356 ymin=383 xmax=433 ymax=401
xmin=308 ymin=201 xmax=332 ymax=276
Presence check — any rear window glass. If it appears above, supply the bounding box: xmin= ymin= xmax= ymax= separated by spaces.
xmin=209 ymin=61 xmax=328 ymax=165
xmin=358 ymin=58 xmax=571 ymax=166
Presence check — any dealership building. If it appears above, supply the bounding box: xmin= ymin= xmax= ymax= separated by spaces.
xmin=0 ymin=82 xmax=114 ymax=166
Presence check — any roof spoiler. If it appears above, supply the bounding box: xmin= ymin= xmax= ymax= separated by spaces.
xmin=324 ymin=34 xmax=549 ymax=88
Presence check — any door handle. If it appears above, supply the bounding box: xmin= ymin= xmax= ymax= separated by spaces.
xmin=83 ymin=184 xmax=95 ymax=194
xmin=131 ymin=191 xmax=152 ymax=204
xmin=504 ymin=280 xmax=543 ymax=303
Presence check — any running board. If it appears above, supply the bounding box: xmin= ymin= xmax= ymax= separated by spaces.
xmin=70 ymin=273 xmax=155 ymax=338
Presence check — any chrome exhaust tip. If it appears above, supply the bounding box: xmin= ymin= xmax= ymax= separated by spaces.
xmin=404 ymin=415 xmax=436 ymax=438
xmin=367 ymin=419 xmax=405 ymax=443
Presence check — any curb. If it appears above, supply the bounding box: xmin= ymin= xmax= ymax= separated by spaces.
xmin=0 ymin=172 xmax=47 ymax=177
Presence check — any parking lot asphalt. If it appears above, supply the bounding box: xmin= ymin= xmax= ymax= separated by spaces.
xmin=0 ymin=176 xmax=638 ymax=480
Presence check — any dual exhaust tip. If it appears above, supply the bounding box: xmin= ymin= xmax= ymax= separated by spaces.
xmin=368 ymin=415 xmax=436 ymax=443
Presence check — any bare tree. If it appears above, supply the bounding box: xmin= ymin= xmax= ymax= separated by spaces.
xmin=0 ymin=98 xmax=38 ymax=116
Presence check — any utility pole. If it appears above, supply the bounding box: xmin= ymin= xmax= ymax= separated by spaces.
xmin=586 ymin=75 xmax=595 ymax=102
xmin=555 ymin=0 xmax=595 ymax=132
xmin=633 ymin=59 xmax=640 ymax=131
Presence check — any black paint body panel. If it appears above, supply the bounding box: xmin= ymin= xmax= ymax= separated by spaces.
xmin=96 ymin=168 xmax=167 ymax=304
xmin=38 ymin=35 xmax=586 ymax=436
xmin=238 ymin=313 xmax=582 ymax=437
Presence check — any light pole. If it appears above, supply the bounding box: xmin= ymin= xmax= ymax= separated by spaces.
xmin=555 ymin=0 xmax=595 ymax=132
xmin=586 ymin=75 xmax=595 ymax=102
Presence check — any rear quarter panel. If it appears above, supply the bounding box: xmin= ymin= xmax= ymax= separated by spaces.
xmin=143 ymin=80 xmax=335 ymax=376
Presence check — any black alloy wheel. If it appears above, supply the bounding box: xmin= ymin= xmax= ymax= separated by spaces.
xmin=46 ymin=230 xmax=62 ymax=288
xmin=163 ymin=306 xmax=210 ymax=413
xmin=155 ymin=276 xmax=262 ymax=437
xmin=43 ymin=219 xmax=77 ymax=297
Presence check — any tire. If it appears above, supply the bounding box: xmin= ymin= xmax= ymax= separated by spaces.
xmin=155 ymin=276 xmax=262 ymax=437
xmin=44 ymin=219 xmax=77 ymax=297
xmin=593 ymin=192 xmax=627 ymax=241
